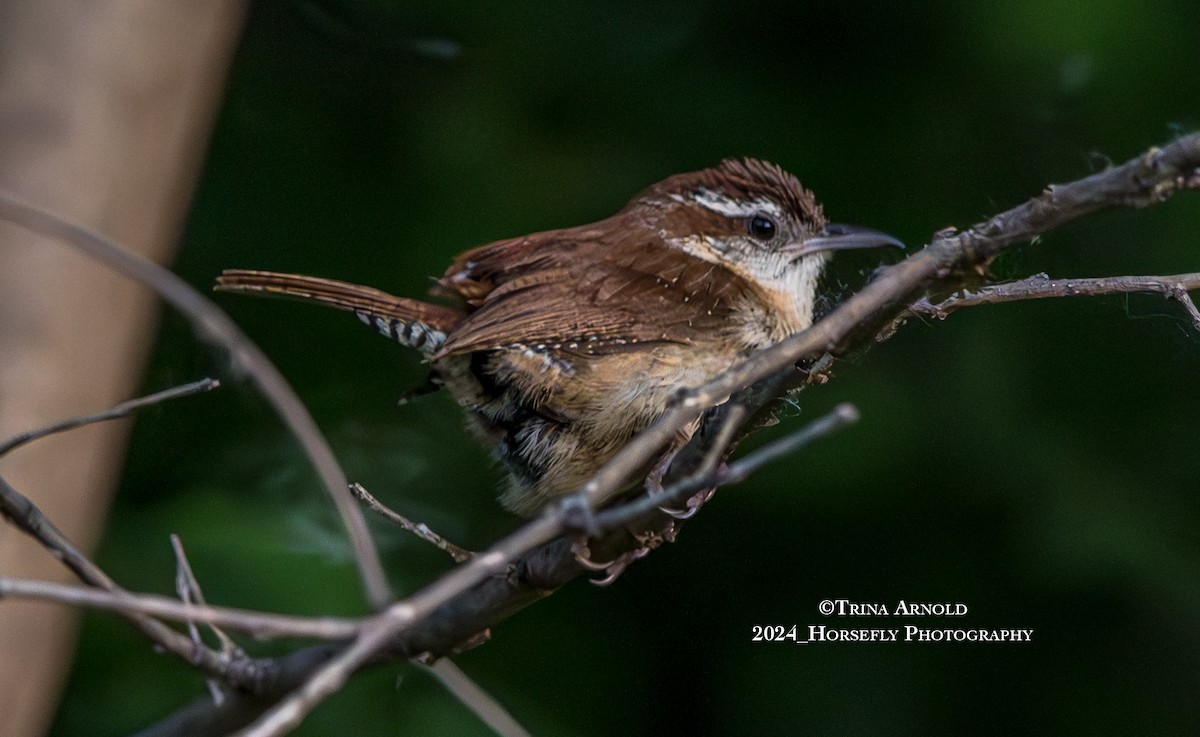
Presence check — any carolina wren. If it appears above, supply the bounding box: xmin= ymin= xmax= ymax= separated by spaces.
xmin=216 ymin=159 xmax=900 ymax=515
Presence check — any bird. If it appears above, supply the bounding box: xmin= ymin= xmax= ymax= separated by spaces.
xmin=215 ymin=158 xmax=901 ymax=516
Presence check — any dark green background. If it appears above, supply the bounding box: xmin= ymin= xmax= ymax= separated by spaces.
xmin=50 ymin=1 xmax=1200 ymax=735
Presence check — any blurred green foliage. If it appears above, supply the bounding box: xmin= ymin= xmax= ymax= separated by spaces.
xmin=49 ymin=1 xmax=1200 ymax=735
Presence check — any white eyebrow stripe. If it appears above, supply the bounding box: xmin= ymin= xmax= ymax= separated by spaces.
xmin=670 ymin=189 xmax=783 ymax=219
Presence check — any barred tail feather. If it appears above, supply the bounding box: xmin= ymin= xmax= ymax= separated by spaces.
xmin=215 ymin=269 xmax=463 ymax=355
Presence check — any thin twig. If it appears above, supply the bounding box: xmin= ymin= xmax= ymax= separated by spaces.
xmin=717 ymin=403 xmax=860 ymax=485
xmin=0 ymin=576 xmax=360 ymax=640
xmin=593 ymin=403 xmax=749 ymax=534
xmin=0 ymin=378 xmax=219 ymax=458
xmin=350 ymin=483 xmax=474 ymax=562
xmin=173 ymin=534 xmax=239 ymax=704
xmin=0 ymin=475 xmax=117 ymax=589
xmin=173 ymin=534 xmax=240 ymax=655
xmin=1170 ymin=286 xmax=1200 ymax=329
xmin=680 ymin=401 xmax=748 ymax=490
xmin=424 ymin=660 xmax=533 ymax=737
xmin=906 ymin=271 xmax=1200 ymax=329
xmin=590 ymin=403 xmax=856 ymax=535
xmin=0 ymin=194 xmax=392 ymax=608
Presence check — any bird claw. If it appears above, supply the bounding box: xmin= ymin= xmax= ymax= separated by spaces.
xmin=657 ymin=486 xmax=716 ymax=519
xmin=577 ymin=528 xmax=666 ymax=584
xmin=657 ymin=503 xmax=699 ymax=519
xmin=589 ymin=547 xmax=650 ymax=586
xmin=572 ymin=537 xmax=617 ymax=571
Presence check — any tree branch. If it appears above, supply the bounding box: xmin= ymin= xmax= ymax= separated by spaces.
xmin=0 ymin=378 xmax=219 ymax=458
xmin=904 ymin=271 xmax=1200 ymax=329
xmin=590 ymin=403 xmax=858 ymax=535
xmin=349 ymin=483 xmax=474 ymax=563
xmin=0 ymin=576 xmax=360 ymax=640
xmin=423 ymin=660 xmax=533 ymax=737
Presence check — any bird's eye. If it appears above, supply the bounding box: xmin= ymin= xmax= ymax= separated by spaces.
xmin=748 ymin=214 xmax=777 ymax=240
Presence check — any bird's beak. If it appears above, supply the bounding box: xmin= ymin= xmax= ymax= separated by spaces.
xmin=790 ymin=223 xmax=906 ymax=258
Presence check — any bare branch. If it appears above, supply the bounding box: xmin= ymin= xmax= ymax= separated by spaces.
xmin=588 ymin=403 xmax=749 ymax=534
xmin=172 ymin=534 xmax=240 ymax=655
xmin=0 ymin=193 xmax=392 ymax=608
xmin=0 ymin=576 xmax=360 ymax=640
xmin=718 ymin=403 xmax=860 ymax=485
xmin=906 ymin=272 xmax=1200 ymax=329
xmin=350 ymin=483 xmax=474 ymax=563
xmin=235 ymin=611 xmax=414 ymax=737
xmin=0 ymin=378 xmax=219 ymax=458
xmin=424 ymin=660 xmax=533 ymax=737
xmin=172 ymin=534 xmax=241 ymax=704
xmin=1 ymin=475 xmax=119 ymax=591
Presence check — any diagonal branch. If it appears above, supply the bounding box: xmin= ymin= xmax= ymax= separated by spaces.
xmin=590 ymin=403 xmax=858 ymax=535
xmin=0 ymin=378 xmax=219 ymax=458
xmin=717 ymin=402 xmax=861 ymax=485
xmin=423 ymin=660 xmax=533 ymax=737
xmin=350 ymin=483 xmax=474 ymax=563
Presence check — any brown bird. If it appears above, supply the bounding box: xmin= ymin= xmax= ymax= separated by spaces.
xmin=216 ymin=159 xmax=901 ymax=516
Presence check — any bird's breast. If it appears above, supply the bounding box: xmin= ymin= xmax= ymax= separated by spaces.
xmin=474 ymin=342 xmax=738 ymax=445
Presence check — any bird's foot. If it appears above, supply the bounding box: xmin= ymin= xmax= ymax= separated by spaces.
xmin=571 ymin=537 xmax=614 ymax=571
xmin=572 ymin=530 xmax=665 ymax=584
xmin=589 ymin=547 xmax=651 ymax=586
xmin=643 ymin=450 xmax=676 ymax=496
xmin=658 ymin=485 xmax=717 ymax=519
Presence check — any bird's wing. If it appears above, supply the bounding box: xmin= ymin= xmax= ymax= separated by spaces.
xmin=433 ymin=224 xmax=751 ymax=357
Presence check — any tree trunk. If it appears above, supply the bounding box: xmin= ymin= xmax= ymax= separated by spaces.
xmin=0 ymin=3 xmax=244 ymax=735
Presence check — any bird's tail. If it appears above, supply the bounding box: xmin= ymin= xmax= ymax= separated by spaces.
xmin=215 ymin=269 xmax=463 ymax=355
